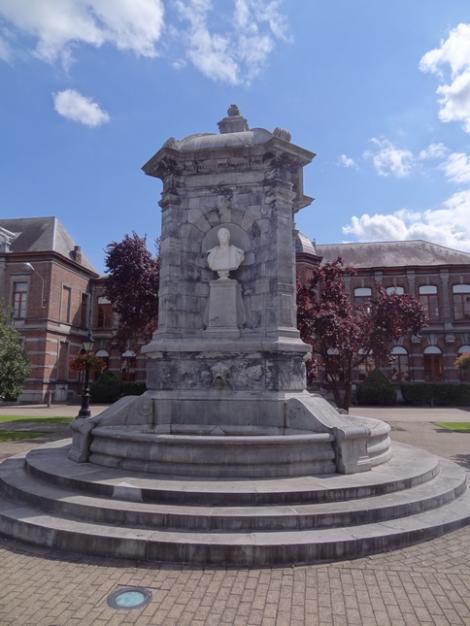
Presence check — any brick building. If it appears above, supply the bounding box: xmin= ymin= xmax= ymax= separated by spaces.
xmin=1 ymin=217 xmax=470 ymax=402
xmin=297 ymin=236 xmax=470 ymax=384
xmin=0 ymin=217 xmax=147 ymax=402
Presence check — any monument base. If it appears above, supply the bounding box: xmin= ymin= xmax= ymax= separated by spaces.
xmin=68 ymin=391 xmax=390 ymax=476
xmin=0 ymin=440 xmax=469 ymax=566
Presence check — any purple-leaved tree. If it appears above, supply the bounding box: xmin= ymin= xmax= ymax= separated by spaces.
xmin=297 ymin=258 xmax=426 ymax=411
xmin=104 ymin=232 xmax=159 ymax=348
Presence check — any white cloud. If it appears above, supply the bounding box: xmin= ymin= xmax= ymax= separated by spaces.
xmin=343 ymin=190 xmax=470 ymax=251
xmin=441 ymin=152 xmax=470 ymax=183
xmin=420 ymin=23 xmax=470 ymax=78
xmin=53 ymin=89 xmax=110 ymax=127
xmin=0 ymin=32 xmax=11 ymax=62
xmin=174 ymin=0 xmax=240 ymax=84
xmin=174 ymin=0 xmax=289 ymax=85
xmin=420 ymin=23 xmax=470 ymax=134
xmin=364 ymin=137 xmax=414 ymax=177
xmin=0 ymin=0 xmax=288 ymax=84
xmin=338 ymin=154 xmax=357 ymax=169
xmin=436 ymin=71 xmax=470 ymax=133
xmin=0 ymin=0 xmax=165 ymax=67
xmin=418 ymin=142 xmax=448 ymax=160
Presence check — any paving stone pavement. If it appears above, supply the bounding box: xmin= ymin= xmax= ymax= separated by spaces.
xmin=0 ymin=410 xmax=469 ymax=625
xmin=0 ymin=527 xmax=470 ymax=626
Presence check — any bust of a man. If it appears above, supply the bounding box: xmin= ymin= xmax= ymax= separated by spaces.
xmin=207 ymin=227 xmax=244 ymax=280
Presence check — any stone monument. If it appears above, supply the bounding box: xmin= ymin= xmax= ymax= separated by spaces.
xmin=0 ymin=107 xmax=468 ymax=566
xmin=69 ymin=104 xmax=388 ymax=476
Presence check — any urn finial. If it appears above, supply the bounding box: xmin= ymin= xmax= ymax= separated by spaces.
xmin=218 ymin=104 xmax=249 ymax=134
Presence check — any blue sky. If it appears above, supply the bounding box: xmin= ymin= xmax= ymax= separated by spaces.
xmin=2 ymin=1 xmax=470 ymax=273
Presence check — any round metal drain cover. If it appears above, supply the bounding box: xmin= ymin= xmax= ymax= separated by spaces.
xmin=107 ymin=587 xmax=152 ymax=610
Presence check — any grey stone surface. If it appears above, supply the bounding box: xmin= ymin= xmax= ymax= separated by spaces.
xmin=69 ymin=106 xmax=389 ymax=476
xmin=0 ymin=441 xmax=469 ymax=566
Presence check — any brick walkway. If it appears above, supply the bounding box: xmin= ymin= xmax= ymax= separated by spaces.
xmin=0 ymin=410 xmax=469 ymax=625
xmin=0 ymin=528 xmax=469 ymax=626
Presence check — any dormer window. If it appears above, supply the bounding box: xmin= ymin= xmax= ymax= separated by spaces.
xmin=0 ymin=226 xmax=17 ymax=253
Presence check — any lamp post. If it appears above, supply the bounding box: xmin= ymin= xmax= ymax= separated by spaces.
xmin=77 ymin=330 xmax=95 ymax=418
xmin=24 ymin=262 xmax=47 ymax=308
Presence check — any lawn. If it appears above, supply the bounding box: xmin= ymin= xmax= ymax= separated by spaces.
xmin=0 ymin=431 xmax=44 ymax=442
xmin=435 ymin=422 xmax=470 ymax=432
xmin=0 ymin=416 xmax=73 ymax=425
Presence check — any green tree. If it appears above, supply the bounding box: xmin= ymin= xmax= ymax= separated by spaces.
xmin=0 ymin=303 xmax=30 ymax=400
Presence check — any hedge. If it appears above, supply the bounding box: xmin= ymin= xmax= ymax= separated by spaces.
xmin=91 ymin=372 xmax=146 ymax=403
xmin=401 ymin=383 xmax=470 ymax=406
xmin=356 ymin=369 xmax=396 ymax=406
xmin=121 ymin=382 xmax=146 ymax=396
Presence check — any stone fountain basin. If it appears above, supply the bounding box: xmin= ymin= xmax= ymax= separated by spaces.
xmin=86 ymin=416 xmax=390 ymax=479
xmin=89 ymin=425 xmax=337 ymax=478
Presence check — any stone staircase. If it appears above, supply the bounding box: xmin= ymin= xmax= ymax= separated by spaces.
xmin=0 ymin=440 xmax=469 ymax=566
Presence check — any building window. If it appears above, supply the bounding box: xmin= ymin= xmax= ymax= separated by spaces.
xmin=423 ymin=345 xmax=443 ymax=381
xmin=457 ymin=345 xmax=470 ymax=382
xmin=419 ymin=285 xmax=439 ymax=321
xmin=57 ymin=341 xmax=69 ymax=381
xmin=386 ymin=286 xmax=405 ymax=295
xmin=390 ymin=346 xmax=409 ymax=381
xmin=95 ymin=349 xmax=109 ymax=380
xmin=121 ymin=350 xmax=136 ymax=382
xmin=356 ymin=349 xmax=374 ymax=381
xmin=452 ymin=284 xmax=470 ymax=321
xmin=12 ymin=281 xmax=28 ymax=319
xmin=61 ymin=286 xmax=72 ymax=323
xmin=95 ymin=349 xmax=109 ymax=369
xmin=97 ymin=296 xmax=112 ymax=329
xmin=354 ymin=287 xmax=372 ymax=308
xmin=80 ymin=293 xmax=89 ymax=328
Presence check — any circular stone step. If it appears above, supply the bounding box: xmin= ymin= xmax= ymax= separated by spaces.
xmin=25 ymin=440 xmax=439 ymax=506
xmin=0 ymin=440 xmax=468 ymax=566
xmin=0 ymin=457 xmax=465 ymax=532
xmin=0 ymin=483 xmax=469 ymax=566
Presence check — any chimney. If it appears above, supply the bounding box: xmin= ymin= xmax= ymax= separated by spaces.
xmin=71 ymin=245 xmax=82 ymax=264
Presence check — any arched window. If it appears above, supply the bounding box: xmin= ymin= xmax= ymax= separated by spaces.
xmin=458 ymin=345 xmax=470 ymax=382
xmin=121 ymin=350 xmax=137 ymax=382
xmin=95 ymin=349 xmax=110 ymax=371
xmin=419 ymin=285 xmax=439 ymax=321
xmin=354 ymin=287 xmax=372 ymax=308
xmin=452 ymin=284 xmax=470 ymax=321
xmin=386 ymin=286 xmax=405 ymax=295
xmin=390 ymin=346 xmax=409 ymax=381
xmin=423 ymin=345 xmax=443 ymax=381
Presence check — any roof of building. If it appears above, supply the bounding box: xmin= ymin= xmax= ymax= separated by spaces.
xmin=0 ymin=217 xmax=97 ymax=273
xmin=296 ymin=232 xmax=319 ymax=256
xmin=316 ymin=240 xmax=470 ymax=268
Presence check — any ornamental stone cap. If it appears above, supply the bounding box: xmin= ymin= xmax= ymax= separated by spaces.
xmin=172 ymin=127 xmax=273 ymax=152
xmin=142 ymin=106 xmax=315 ymax=178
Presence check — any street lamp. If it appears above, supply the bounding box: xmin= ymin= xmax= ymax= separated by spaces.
xmin=24 ymin=262 xmax=47 ymax=308
xmin=77 ymin=330 xmax=95 ymax=418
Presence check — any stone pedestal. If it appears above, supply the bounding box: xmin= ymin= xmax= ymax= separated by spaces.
xmin=206 ymin=278 xmax=239 ymax=335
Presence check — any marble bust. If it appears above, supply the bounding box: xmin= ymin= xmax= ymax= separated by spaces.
xmin=207 ymin=227 xmax=244 ymax=279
